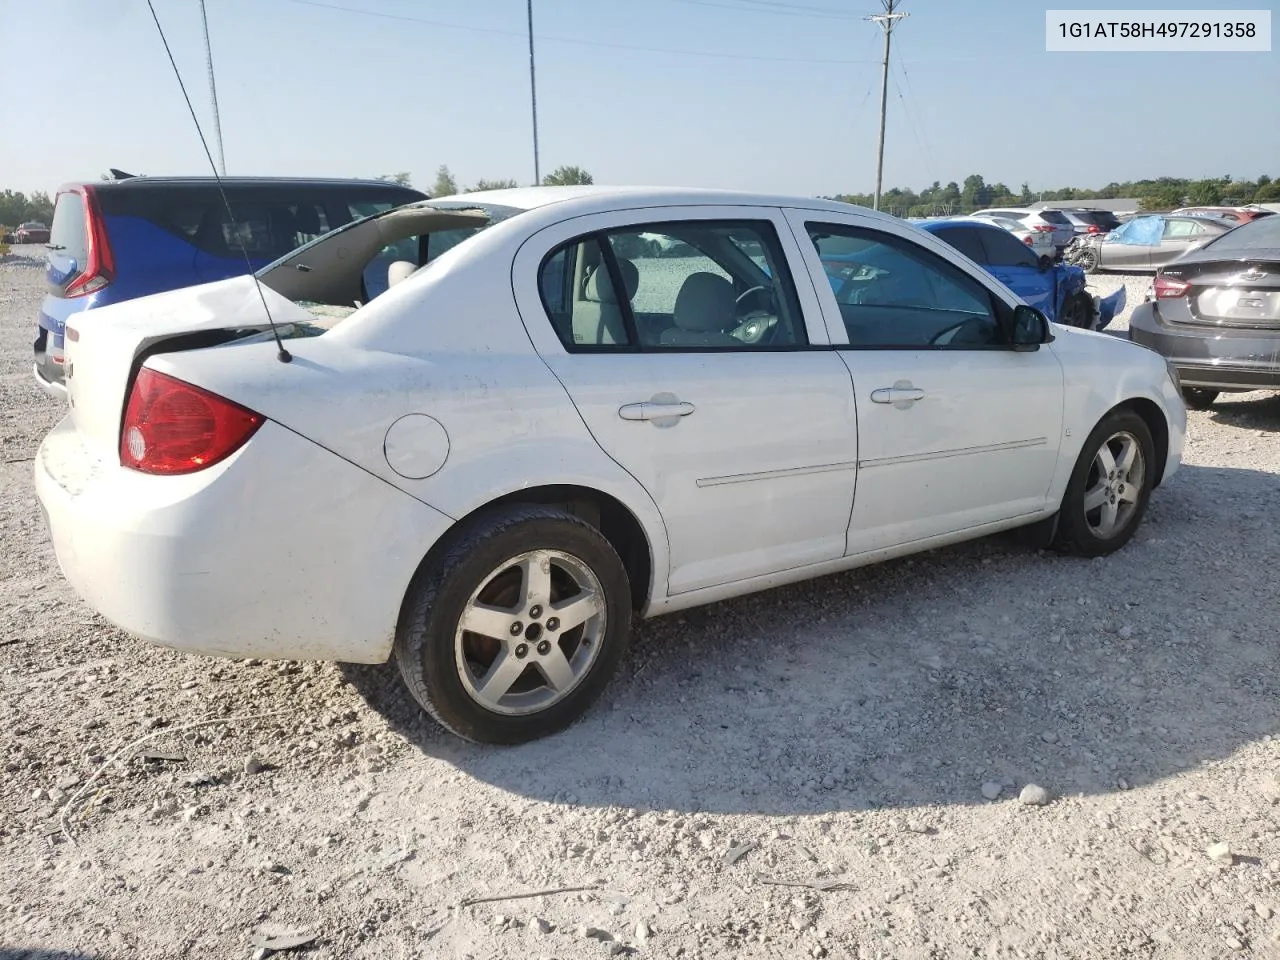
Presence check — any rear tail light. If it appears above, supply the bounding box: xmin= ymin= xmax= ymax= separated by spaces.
xmin=1022 ymin=236 xmax=1034 ymax=246
xmin=1033 ymin=224 xmax=1053 ymax=232
xmin=63 ymin=186 xmax=116 ymax=298
xmin=1087 ymin=224 xmax=1100 ymax=234
xmin=1153 ymin=275 xmax=1191 ymax=300
xmin=120 ymin=368 xmax=263 ymax=475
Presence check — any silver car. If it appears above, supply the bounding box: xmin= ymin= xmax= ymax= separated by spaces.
xmin=1071 ymin=214 xmax=1234 ymax=273
xmin=972 ymin=207 xmax=1074 ymax=253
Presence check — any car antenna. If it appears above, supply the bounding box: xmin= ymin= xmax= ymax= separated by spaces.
xmin=144 ymin=0 xmax=292 ymax=363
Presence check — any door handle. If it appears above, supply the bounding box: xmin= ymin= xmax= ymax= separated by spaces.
xmin=870 ymin=384 xmax=925 ymax=407
xmin=618 ymin=400 xmax=696 ymax=422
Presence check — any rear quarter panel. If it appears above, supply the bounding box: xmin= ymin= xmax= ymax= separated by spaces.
xmin=149 ymin=234 xmax=674 ymax=604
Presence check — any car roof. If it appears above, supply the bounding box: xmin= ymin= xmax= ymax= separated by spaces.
xmin=437 ymin=185 xmax=899 ymax=223
xmin=56 ymin=175 xmax=425 ymax=194
xmin=914 ymin=217 xmax=1005 ymax=233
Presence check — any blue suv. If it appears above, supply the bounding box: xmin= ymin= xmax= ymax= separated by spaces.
xmin=34 ymin=175 xmax=426 ymax=397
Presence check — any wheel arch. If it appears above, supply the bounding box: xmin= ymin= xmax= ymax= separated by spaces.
xmin=1112 ymin=396 xmax=1170 ymax=488
xmin=403 ymin=484 xmax=658 ymax=621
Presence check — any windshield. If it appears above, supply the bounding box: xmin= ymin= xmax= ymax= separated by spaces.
xmin=1199 ymin=214 xmax=1280 ymax=253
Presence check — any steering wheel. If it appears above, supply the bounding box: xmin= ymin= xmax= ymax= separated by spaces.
xmin=731 ymin=313 xmax=778 ymax=344
xmin=928 ymin=316 xmax=994 ymax=347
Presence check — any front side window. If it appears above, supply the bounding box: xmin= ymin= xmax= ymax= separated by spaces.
xmin=538 ymin=220 xmax=808 ymax=351
xmin=808 ymin=222 xmax=1002 ymax=348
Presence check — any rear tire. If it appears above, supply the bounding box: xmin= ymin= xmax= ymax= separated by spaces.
xmin=1052 ymin=410 xmax=1155 ymax=557
xmin=394 ymin=505 xmax=632 ymax=744
xmin=1182 ymin=387 xmax=1219 ymax=410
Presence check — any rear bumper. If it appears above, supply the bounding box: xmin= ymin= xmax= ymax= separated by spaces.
xmin=35 ymin=416 xmax=455 ymax=663
xmin=1130 ymin=302 xmax=1280 ymax=391
xmin=33 ymin=361 xmax=67 ymax=400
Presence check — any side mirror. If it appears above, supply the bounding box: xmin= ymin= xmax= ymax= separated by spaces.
xmin=1009 ymin=304 xmax=1052 ymax=351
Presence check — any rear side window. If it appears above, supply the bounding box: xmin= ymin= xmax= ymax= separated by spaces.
xmin=979 ymin=227 xmax=1040 ymax=268
xmin=49 ymin=192 xmax=89 ymax=271
xmin=932 ymin=227 xmax=986 ymax=264
xmin=538 ymin=220 xmax=808 ymax=351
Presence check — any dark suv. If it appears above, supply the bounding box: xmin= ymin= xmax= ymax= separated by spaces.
xmin=34 ymin=175 xmax=426 ymax=397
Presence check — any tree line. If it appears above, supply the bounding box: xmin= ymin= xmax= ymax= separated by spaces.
xmin=0 ymin=190 xmax=54 ymax=229
xmin=829 ymin=173 xmax=1280 ymax=218
xmin=377 ymin=164 xmax=594 ymax=196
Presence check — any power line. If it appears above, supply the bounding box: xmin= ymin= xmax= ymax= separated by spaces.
xmin=278 ymin=0 xmax=882 ymax=66
xmin=652 ymin=0 xmax=866 ymax=21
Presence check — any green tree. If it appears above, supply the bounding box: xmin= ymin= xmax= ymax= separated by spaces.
xmin=465 ymin=178 xmax=520 ymax=192
xmin=1185 ymin=179 xmax=1223 ymax=205
xmin=961 ymin=174 xmax=988 ymax=210
xmin=1254 ymin=180 xmax=1280 ymax=202
xmin=542 ymin=165 xmax=594 ymax=186
xmin=377 ymin=172 xmax=413 ymax=187
xmin=430 ymin=165 xmax=458 ymax=197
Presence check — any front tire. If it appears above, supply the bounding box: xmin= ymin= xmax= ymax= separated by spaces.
xmin=1052 ymin=410 xmax=1155 ymax=557
xmin=1060 ymin=290 xmax=1096 ymax=329
xmin=1182 ymin=387 xmax=1219 ymax=410
xmin=394 ymin=505 xmax=632 ymax=744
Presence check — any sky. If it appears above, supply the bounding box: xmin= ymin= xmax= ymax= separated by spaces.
xmin=1 ymin=0 xmax=1276 ymax=199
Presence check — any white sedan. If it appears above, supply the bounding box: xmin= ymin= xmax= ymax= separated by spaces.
xmin=36 ymin=187 xmax=1186 ymax=744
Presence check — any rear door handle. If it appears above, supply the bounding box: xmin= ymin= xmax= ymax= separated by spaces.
xmin=619 ymin=400 xmax=696 ymax=421
xmin=870 ymin=384 xmax=926 ymax=407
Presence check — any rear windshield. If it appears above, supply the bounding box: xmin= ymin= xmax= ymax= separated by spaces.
xmin=1037 ymin=210 xmax=1070 ymax=224
xmin=1200 ymin=215 xmax=1280 ymax=253
xmin=252 ymin=200 xmax=526 ymax=339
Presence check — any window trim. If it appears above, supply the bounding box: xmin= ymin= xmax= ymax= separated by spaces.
xmin=802 ymin=218 xmax=1016 ymax=352
xmin=536 ymin=217 xmax=816 ymax=354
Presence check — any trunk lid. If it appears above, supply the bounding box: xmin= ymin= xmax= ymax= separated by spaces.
xmin=1162 ymin=254 xmax=1280 ymax=327
xmin=65 ymin=276 xmax=316 ymax=458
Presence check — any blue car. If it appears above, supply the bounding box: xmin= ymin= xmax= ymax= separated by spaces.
xmin=34 ymin=175 xmax=427 ymax=397
xmin=914 ymin=218 xmax=1124 ymax=330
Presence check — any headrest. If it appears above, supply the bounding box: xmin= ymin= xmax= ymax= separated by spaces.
xmin=585 ymin=258 xmax=639 ymax=304
xmin=293 ymin=204 xmax=322 ymax=234
xmin=387 ymin=260 xmax=418 ymax=287
xmin=673 ymin=272 xmax=736 ymax=332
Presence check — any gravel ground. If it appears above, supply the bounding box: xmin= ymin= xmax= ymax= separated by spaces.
xmin=2 ymin=259 xmax=1279 ymax=960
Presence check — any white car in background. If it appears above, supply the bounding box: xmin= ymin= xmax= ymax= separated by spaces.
xmin=972 ymin=207 xmax=1075 ymax=254
xmin=965 ymin=214 xmax=1056 ymax=260
xmin=36 ymin=187 xmax=1186 ymax=744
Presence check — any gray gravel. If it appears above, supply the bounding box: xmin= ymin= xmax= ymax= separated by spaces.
xmin=2 ymin=263 xmax=1278 ymax=959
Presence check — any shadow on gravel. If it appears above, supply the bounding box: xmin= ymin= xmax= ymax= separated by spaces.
xmin=1209 ymin=391 xmax=1280 ymax=433
xmin=343 ymin=463 xmax=1280 ymax=816
xmin=0 ymin=950 xmax=101 ymax=960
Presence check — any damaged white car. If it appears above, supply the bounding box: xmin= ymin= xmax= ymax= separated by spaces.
xmin=36 ymin=187 xmax=1186 ymax=744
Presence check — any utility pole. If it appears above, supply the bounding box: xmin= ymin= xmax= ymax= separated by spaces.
xmin=198 ymin=0 xmax=226 ymax=175
xmin=867 ymin=0 xmax=907 ymax=211
xmin=527 ymin=0 xmax=541 ymax=185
